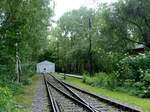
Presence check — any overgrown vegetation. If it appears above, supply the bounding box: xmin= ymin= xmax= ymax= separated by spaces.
xmin=0 ymin=87 xmax=29 ymax=112
xmin=116 ymin=53 xmax=150 ymax=97
xmin=42 ymin=0 xmax=150 ymax=98
xmin=15 ymin=75 xmax=41 ymax=111
xmin=83 ymin=52 xmax=150 ymax=98
xmin=0 ymin=0 xmax=54 ymax=111
xmin=1 ymin=0 xmax=150 ymax=111
xmin=0 ymin=87 xmax=15 ymax=112
xmin=83 ymin=72 xmax=117 ymax=89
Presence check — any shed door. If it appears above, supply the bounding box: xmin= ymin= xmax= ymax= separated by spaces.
xmin=40 ymin=65 xmax=48 ymax=73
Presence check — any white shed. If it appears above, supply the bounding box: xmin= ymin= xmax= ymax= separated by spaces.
xmin=37 ymin=61 xmax=55 ymax=73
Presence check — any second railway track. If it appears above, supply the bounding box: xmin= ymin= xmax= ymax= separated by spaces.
xmin=44 ymin=74 xmax=143 ymax=112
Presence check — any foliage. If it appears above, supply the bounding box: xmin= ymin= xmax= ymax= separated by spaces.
xmin=37 ymin=0 xmax=150 ymax=98
xmin=117 ymin=52 xmax=150 ymax=97
xmin=0 ymin=0 xmax=54 ymax=82
xmin=117 ymin=53 xmax=150 ymax=81
xmin=0 ymin=75 xmax=22 ymax=95
xmin=22 ymin=78 xmax=32 ymax=85
xmin=0 ymin=0 xmax=54 ymax=86
xmin=0 ymin=87 xmax=31 ymax=112
xmin=83 ymin=72 xmax=117 ymax=89
xmin=114 ymin=0 xmax=150 ymax=48
xmin=0 ymin=87 xmax=16 ymax=112
xmin=48 ymin=0 xmax=150 ymax=74
xmin=38 ymin=49 xmax=57 ymax=63
xmin=48 ymin=6 xmax=124 ymax=74
xmin=47 ymin=7 xmax=95 ymax=73
xmin=0 ymin=0 xmax=54 ymax=111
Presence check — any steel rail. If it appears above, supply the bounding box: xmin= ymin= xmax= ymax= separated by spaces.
xmin=46 ymin=77 xmax=96 ymax=112
xmin=43 ymin=75 xmax=61 ymax=112
xmin=60 ymin=78 xmax=143 ymax=112
xmin=50 ymin=74 xmax=101 ymax=112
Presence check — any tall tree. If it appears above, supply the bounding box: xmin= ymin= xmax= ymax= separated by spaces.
xmin=0 ymin=0 xmax=54 ymax=82
xmin=113 ymin=0 xmax=150 ymax=48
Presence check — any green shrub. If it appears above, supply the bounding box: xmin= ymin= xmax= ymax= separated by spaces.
xmin=115 ymin=86 xmax=136 ymax=95
xmin=9 ymin=82 xmax=23 ymax=95
xmin=22 ymin=78 xmax=32 ymax=85
xmin=82 ymin=75 xmax=95 ymax=85
xmin=0 ymin=87 xmax=16 ymax=112
xmin=132 ymin=81 xmax=150 ymax=98
xmin=116 ymin=53 xmax=150 ymax=97
xmin=82 ymin=75 xmax=86 ymax=83
xmin=83 ymin=72 xmax=118 ymax=90
xmin=0 ymin=79 xmax=22 ymax=95
xmin=143 ymin=72 xmax=150 ymax=82
xmin=134 ymin=72 xmax=150 ymax=98
xmin=117 ymin=53 xmax=150 ymax=81
xmin=82 ymin=71 xmax=90 ymax=76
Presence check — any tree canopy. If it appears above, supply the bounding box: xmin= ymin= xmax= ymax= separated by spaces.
xmin=0 ymin=0 xmax=54 ymax=82
xmin=42 ymin=0 xmax=150 ymax=74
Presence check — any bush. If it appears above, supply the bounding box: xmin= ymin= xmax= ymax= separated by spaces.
xmin=132 ymin=81 xmax=150 ymax=98
xmin=116 ymin=53 xmax=150 ymax=97
xmin=133 ymin=72 xmax=150 ymax=98
xmin=22 ymin=78 xmax=32 ymax=85
xmin=143 ymin=72 xmax=150 ymax=82
xmin=117 ymin=53 xmax=150 ymax=81
xmin=0 ymin=87 xmax=16 ymax=112
xmin=83 ymin=72 xmax=118 ymax=90
xmin=0 ymin=78 xmax=22 ymax=95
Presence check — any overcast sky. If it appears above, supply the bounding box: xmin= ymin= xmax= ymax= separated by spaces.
xmin=53 ymin=0 xmax=118 ymax=20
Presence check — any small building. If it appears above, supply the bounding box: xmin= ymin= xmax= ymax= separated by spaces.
xmin=130 ymin=44 xmax=148 ymax=56
xmin=37 ymin=61 xmax=55 ymax=73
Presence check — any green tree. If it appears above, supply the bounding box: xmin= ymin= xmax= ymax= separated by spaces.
xmin=0 ymin=0 xmax=54 ymax=82
xmin=112 ymin=0 xmax=150 ymax=48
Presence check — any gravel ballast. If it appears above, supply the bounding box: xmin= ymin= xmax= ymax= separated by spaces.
xmin=32 ymin=75 xmax=50 ymax=112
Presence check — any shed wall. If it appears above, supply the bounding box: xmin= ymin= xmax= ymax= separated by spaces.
xmin=37 ymin=61 xmax=55 ymax=73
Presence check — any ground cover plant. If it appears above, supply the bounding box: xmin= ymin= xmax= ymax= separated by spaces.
xmin=0 ymin=87 xmax=29 ymax=112
xmin=15 ymin=75 xmax=40 ymax=111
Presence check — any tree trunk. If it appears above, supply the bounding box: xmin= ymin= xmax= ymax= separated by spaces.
xmin=16 ymin=55 xmax=20 ymax=82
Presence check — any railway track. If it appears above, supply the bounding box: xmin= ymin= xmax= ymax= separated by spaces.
xmin=44 ymin=74 xmax=94 ymax=112
xmin=43 ymin=75 xmax=60 ymax=112
xmin=44 ymin=74 xmax=143 ymax=112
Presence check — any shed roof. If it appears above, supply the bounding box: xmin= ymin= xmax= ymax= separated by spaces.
xmin=133 ymin=44 xmax=145 ymax=50
xmin=37 ymin=60 xmax=55 ymax=65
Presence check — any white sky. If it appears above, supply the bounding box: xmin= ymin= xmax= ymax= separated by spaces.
xmin=53 ymin=0 xmax=118 ymax=20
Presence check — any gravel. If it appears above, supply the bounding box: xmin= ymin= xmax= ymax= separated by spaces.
xmin=32 ymin=75 xmax=50 ymax=112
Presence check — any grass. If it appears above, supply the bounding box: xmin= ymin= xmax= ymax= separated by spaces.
xmin=15 ymin=75 xmax=41 ymax=110
xmin=53 ymin=73 xmax=150 ymax=112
